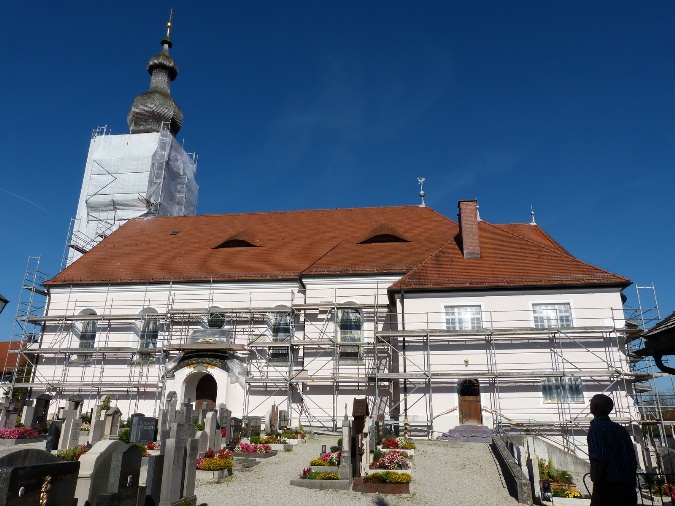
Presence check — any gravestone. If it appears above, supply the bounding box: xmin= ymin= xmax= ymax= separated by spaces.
xmin=74 ymin=440 xmax=127 ymax=506
xmin=58 ymin=410 xmax=82 ymax=451
xmin=21 ymin=400 xmax=36 ymax=429
xmin=141 ymin=453 xmax=164 ymax=506
xmin=0 ymin=398 xmax=11 ymax=428
xmin=229 ymin=417 xmax=241 ymax=445
xmin=128 ymin=413 xmax=144 ymax=440
xmin=131 ymin=416 xmax=157 ymax=444
xmin=158 ymin=404 xmax=198 ymax=506
xmin=196 ymin=431 xmax=208 ymax=457
xmin=198 ymin=402 xmax=208 ymax=424
xmin=104 ymin=407 xmax=122 ymax=440
xmin=218 ymin=404 xmax=230 ymax=428
xmin=0 ymin=447 xmax=78 ymax=505
xmin=45 ymin=420 xmax=63 ymax=452
xmin=278 ymin=409 xmax=289 ymax=430
xmin=159 ymin=428 xmax=170 ymax=456
xmin=249 ymin=416 xmax=261 ymax=438
xmin=269 ymin=404 xmax=278 ymax=432
xmin=90 ymin=411 xmax=106 ymax=446
xmin=339 ymin=404 xmax=352 ymax=480
xmin=96 ymin=443 xmax=143 ymax=506
xmin=204 ymin=412 xmax=218 ymax=451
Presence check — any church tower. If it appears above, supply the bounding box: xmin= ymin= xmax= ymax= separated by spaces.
xmin=66 ymin=14 xmax=198 ymax=266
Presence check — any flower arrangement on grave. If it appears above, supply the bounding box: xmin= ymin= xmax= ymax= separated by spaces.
xmin=56 ymin=444 xmax=89 ymax=461
xmin=146 ymin=441 xmax=161 ymax=450
xmin=551 ymin=488 xmax=581 ymax=499
xmin=80 ymin=422 xmax=91 ymax=432
xmin=220 ymin=428 xmax=227 ymax=438
xmin=538 ymin=459 xmax=574 ymax=485
xmin=363 ymin=471 xmax=412 ymax=484
xmin=0 ymin=427 xmax=39 ymax=439
xmin=260 ymin=435 xmax=284 ymax=444
xmin=300 ymin=468 xmax=339 ymax=480
xmin=381 ymin=436 xmax=415 ymax=450
xmin=309 ymin=451 xmax=341 ymax=467
xmin=370 ymin=450 xmax=411 ymax=470
xmin=197 ymin=449 xmax=234 ymax=471
xmin=233 ymin=442 xmax=272 ymax=454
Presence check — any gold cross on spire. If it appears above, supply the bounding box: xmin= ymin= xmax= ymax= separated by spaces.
xmin=166 ymin=8 xmax=173 ymax=38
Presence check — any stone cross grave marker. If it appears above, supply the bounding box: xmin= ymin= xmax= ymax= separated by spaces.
xmin=0 ymin=398 xmax=12 ymax=428
xmin=198 ymin=402 xmax=209 ymax=424
xmin=339 ymin=404 xmax=352 ymax=480
xmin=104 ymin=407 xmax=122 ymax=440
xmin=270 ymin=404 xmax=279 ymax=432
xmin=159 ymin=404 xmax=198 ymax=506
xmin=0 ymin=447 xmax=79 ymax=506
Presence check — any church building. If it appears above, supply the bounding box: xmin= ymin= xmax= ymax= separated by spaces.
xmin=24 ymin=20 xmax=640 ymax=455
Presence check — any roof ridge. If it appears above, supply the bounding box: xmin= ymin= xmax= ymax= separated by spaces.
xmin=481 ymin=221 xmax=630 ymax=283
xmin=490 ymin=222 xmax=572 ymax=256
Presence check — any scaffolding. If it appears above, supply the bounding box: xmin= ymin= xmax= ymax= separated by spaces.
xmin=10 ymin=274 xmax=651 ymax=452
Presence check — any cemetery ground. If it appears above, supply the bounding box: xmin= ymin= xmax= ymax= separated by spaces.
xmin=196 ymin=435 xmax=520 ymax=506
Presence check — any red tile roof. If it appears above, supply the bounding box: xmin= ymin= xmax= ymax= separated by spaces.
xmin=47 ymin=206 xmax=630 ymax=291
xmin=0 ymin=341 xmax=25 ymax=373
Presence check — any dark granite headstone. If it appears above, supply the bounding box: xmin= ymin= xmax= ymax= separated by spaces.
xmin=249 ymin=416 xmax=261 ymax=437
xmin=131 ymin=416 xmax=157 ymax=444
xmin=229 ymin=417 xmax=241 ymax=444
xmin=101 ymin=443 xmax=142 ymax=506
xmin=278 ymin=409 xmax=288 ymax=430
xmin=45 ymin=420 xmax=62 ymax=452
xmin=0 ymin=460 xmax=79 ymax=505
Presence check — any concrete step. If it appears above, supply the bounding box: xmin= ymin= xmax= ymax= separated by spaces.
xmin=436 ymin=425 xmax=494 ymax=443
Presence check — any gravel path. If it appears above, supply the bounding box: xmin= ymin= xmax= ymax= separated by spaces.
xmin=195 ymin=436 xmax=520 ymax=506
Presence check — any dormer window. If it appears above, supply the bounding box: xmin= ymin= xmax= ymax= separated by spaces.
xmin=215 ymin=239 xmax=257 ymax=248
xmin=358 ymin=224 xmax=409 ymax=244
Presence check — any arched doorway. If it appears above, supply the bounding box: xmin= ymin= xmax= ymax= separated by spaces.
xmin=183 ymin=372 xmax=218 ymax=410
xmin=458 ymin=379 xmax=482 ymax=425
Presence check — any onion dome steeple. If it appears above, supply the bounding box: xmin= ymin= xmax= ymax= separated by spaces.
xmin=127 ymin=11 xmax=183 ymax=136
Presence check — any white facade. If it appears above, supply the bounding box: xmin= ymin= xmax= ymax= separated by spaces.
xmin=29 ymin=273 xmax=636 ymax=454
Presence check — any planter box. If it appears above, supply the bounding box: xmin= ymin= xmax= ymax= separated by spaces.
xmin=352 ymin=477 xmax=411 ymax=495
xmin=269 ymin=444 xmax=293 ymax=452
xmin=232 ymin=450 xmax=278 ymax=459
xmin=196 ymin=468 xmax=232 ymax=481
xmin=0 ymin=438 xmax=41 ymax=447
xmin=378 ymin=446 xmax=415 ymax=457
xmin=310 ymin=465 xmax=339 ymax=473
xmin=290 ymin=479 xmax=351 ymax=491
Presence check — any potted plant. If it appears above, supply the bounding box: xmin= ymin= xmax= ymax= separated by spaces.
xmin=353 ymin=471 xmax=412 ymax=494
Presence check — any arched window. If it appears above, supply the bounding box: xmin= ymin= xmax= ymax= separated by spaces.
xmin=74 ymin=309 xmax=97 ymax=363
xmin=136 ymin=308 xmax=159 ymax=364
xmin=269 ymin=311 xmax=292 ymax=362
xmin=338 ymin=308 xmax=363 ymax=360
xmin=207 ymin=308 xmax=227 ymax=329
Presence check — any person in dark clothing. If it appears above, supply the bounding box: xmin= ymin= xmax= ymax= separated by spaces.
xmin=587 ymin=393 xmax=638 ymax=506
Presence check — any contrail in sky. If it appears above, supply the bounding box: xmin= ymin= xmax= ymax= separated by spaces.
xmin=0 ymin=188 xmax=49 ymax=212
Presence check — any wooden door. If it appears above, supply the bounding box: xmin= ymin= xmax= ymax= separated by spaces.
xmin=458 ymin=395 xmax=482 ymax=425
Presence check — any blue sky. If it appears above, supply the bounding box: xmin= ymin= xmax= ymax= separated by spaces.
xmin=0 ymin=2 xmax=673 ymax=339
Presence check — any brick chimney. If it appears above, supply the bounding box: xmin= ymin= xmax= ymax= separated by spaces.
xmin=458 ymin=200 xmax=481 ymax=258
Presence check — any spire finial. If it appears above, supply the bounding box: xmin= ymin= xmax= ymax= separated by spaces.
xmin=417 ymin=177 xmax=426 ymax=207
xmin=161 ymin=9 xmax=174 ymax=48
xmin=530 ymin=205 xmax=536 ymax=225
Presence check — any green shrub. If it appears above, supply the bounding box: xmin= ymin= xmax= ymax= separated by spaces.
xmin=249 ymin=435 xmax=261 ymax=444
xmin=56 ymin=445 xmax=89 ymax=461
xmin=118 ymin=428 xmax=131 ymax=444
xmin=194 ymin=422 xmax=205 ymax=432
xmin=130 ymin=442 xmax=147 ymax=456
xmin=80 ymin=413 xmax=91 ymax=423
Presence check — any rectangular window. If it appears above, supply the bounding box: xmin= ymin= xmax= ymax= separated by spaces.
xmin=542 ymin=377 xmax=583 ymax=403
xmin=445 ymin=306 xmax=482 ymax=330
xmin=533 ymin=303 xmax=572 ymax=329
